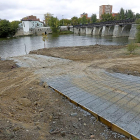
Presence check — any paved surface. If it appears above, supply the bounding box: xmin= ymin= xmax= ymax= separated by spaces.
xmin=45 ymin=72 xmax=140 ymax=139
xmin=9 ymin=54 xmax=140 ymax=139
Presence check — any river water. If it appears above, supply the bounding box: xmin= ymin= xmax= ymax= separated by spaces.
xmin=0 ymin=34 xmax=129 ymax=58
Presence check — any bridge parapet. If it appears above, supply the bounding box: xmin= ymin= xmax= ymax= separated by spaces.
xmin=73 ymin=19 xmax=136 ymax=28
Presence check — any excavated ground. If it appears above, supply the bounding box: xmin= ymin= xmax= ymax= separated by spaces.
xmin=0 ymin=44 xmax=140 ymax=140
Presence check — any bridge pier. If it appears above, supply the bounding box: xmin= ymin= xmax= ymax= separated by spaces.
xmin=74 ymin=28 xmax=80 ymax=34
xmin=80 ymin=27 xmax=86 ymax=34
xmin=121 ymin=25 xmax=132 ymax=37
xmin=108 ymin=26 xmax=114 ymax=36
xmin=86 ymin=27 xmax=93 ymax=35
xmin=102 ymin=26 xmax=109 ymax=36
xmin=113 ymin=25 xmax=122 ymax=37
xmin=93 ymin=27 xmax=99 ymax=35
xmin=70 ymin=26 xmax=73 ymax=32
xmin=129 ymin=24 xmax=138 ymax=39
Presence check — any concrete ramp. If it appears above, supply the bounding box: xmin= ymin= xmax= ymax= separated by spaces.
xmin=45 ymin=73 xmax=140 ymax=140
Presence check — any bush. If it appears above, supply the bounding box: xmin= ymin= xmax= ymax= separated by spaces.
xmin=136 ymin=19 xmax=140 ymax=43
xmin=127 ymin=42 xmax=138 ymax=54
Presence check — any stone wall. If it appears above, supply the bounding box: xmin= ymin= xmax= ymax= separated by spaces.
xmin=15 ymin=26 xmax=73 ymax=36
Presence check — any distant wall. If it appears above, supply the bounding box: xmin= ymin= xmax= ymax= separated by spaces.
xmin=33 ymin=27 xmax=52 ymax=35
xmin=15 ymin=26 xmax=74 ymax=36
xmin=14 ymin=28 xmax=24 ymax=37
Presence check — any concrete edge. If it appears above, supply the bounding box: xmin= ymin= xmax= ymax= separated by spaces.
xmin=49 ymin=85 xmax=139 ymax=140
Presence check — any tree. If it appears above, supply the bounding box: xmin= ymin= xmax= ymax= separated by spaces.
xmin=119 ymin=8 xmax=125 ymax=20
xmin=42 ymin=34 xmax=48 ymax=48
xmin=100 ymin=13 xmax=114 ymax=22
xmin=126 ymin=10 xmax=134 ymax=19
xmin=0 ymin=20 xmax=10 ymax=37
xmin=90 ymin=14 xmax=97 ymax=23
xmin=44 ymin=13 xmax=52 ymax=26
xmin=117 ymin=8 xmax=135 ymax=20
xmin=60 ymin=19 xmax=71 ymax=26
xmin=81 ymin=15 xmax=87 ymax=24
xmin=136 ymin=13 xmax=140 ymax=19
xmin=10 ymin=21 xmax=21 ymax=36
xmin=48 ymin=16 xmax=60 ymax=33
xmin=136 ymin=19 xmax=140 ymax=43
xmin=71 ymin=16 xmax=79 ymax=25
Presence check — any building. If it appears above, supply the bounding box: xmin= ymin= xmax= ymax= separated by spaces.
xmin=18 ymin=15 xmax=44 ymax=35
xmin=112 ymin=13 xmax=118 ymax=17
xmin=99 ymin=5 xmax=112 ymax=19
xmin=80 ymin=12 xmax=89 ymax=19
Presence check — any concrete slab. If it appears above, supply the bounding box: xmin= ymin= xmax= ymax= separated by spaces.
xmin=45 ymin=73 xmax=140 ymax=139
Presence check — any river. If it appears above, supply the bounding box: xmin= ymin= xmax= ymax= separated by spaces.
xmin=0 ymin=34 xmax=130 ymax=58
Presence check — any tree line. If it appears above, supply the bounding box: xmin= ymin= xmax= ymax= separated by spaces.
xmin=0 ymin=19 xmax=20 ymax=38
xmin=100 ymin=8 xmax=140 ymax=22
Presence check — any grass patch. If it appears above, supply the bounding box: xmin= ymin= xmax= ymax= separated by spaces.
xmin=127 ymin=42 xmax=139 ymax=54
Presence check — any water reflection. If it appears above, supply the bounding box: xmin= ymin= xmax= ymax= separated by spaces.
xmin=0 ymin=34 xmax=130 ymax=58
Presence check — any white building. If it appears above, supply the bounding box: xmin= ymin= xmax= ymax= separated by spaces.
xmin=19 ymin=15 xmax=44 ymax=35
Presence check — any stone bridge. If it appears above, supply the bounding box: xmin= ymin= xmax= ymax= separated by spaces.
xmin=73 ymin=19 xmax=138 ymax=39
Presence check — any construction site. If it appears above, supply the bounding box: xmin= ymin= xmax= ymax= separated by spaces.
xmin=0 ymin=44 xmax=140 ymax=140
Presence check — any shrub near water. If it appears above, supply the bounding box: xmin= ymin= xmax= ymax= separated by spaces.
xmin=127 ymin=42 xmax=138 ymax=54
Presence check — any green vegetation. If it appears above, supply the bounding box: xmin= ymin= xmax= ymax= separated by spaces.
xmin=127 ymin=42 xmax=138 ymax=54
xmin=100 ymin=13 xmax=114 ymax=22
xmin=48 ymin=16 xmax=60 ymax=33
xmin=116 ymin=8 xmax=136 ymax=20
xmin=136 ymin=19 xmax=140 ymax=43
xmin=0 ymin=19 xmax=20 ymax=38
xmin=71 ymin=16 xmax=79 ymax=25
xmin=90 ymin=14 xmax=97 ymax=23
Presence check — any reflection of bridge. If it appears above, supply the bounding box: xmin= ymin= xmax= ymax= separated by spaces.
xmin=73 ymin=19 xmax=138 ymax=39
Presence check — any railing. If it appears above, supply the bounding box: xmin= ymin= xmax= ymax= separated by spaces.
xmin=73 ymin=18 xmax=136 ymax=28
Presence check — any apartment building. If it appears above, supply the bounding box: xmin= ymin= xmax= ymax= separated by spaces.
xmin=99 ymin=5 xmax=112 ymax=19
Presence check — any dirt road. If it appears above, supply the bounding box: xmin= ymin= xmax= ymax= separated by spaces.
xmin=1 ymin=44 xmax=140 ymax=140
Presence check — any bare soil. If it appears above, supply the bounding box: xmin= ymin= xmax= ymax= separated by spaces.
xmin=30 ymin=45 xmax=140 ymax=76
xmin=1 ymin=44 xmax=140 ymax=140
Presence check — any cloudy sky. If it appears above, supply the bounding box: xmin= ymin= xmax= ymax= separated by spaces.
xmin=0 ymin=0 xmax=140 ymax=21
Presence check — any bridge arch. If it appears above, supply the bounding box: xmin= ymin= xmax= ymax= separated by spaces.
xmin=121 ymin=24 xmax=132 ymax=37
xmin=98 ymin=27 xmax=103 ymax=36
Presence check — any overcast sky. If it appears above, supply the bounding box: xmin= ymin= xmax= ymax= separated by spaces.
xmin=0 ymin=0 xmax=140 ymax=21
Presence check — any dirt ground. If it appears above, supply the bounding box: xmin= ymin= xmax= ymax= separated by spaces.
xmin=1 ymin=44 xmax=140 ymax=140
xmin=30 ymin=45 xmax=140 ymax=76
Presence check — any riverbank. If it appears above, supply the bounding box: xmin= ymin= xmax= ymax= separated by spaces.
xmin=30 ymin=44 xmax=140 ymax=76
xmin=1 ymin=44 xmax=140 ymax=140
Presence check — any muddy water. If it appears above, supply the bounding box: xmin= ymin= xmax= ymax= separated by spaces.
xmin=0 ymin=34 xmax=129 ymax=58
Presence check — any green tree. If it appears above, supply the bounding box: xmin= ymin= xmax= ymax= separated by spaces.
xmin=136 ymin=13 xmax=140 ymax=19
xmin=119 ymin=8 xmax=125 ymax=20
xmin=81 ymin=15 xmax=87 ymax=24
xmin=136 ymin=19 xmax=140 ymax=43
xmin=0 ymin=20 xmax=10 ymax=38
xmin=48 ymin=16 xmax=60 ymax=33
xmin=126 ymin=10 xmax=134 ymax=19
xmin=90 ymin=14 xmax=97 ymax=23
xmin=71 ymin=16 xmax=79 ymax=25
xmin=60 ymin=19 xmax=71 ymax=26
xmin=10 ymin=21 xmax=21 ymax=36
xmin=100 ymin=13 xmax=114 ymax=22
xmin=44 ymin=13 xmax=52 ymax=26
